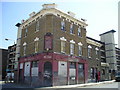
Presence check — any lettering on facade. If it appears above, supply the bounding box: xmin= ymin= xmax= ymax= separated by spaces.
xmin=43 ymin=55 xmax=52 ymax=59
xmin=68 ymin=58 xmax=79 ymax=62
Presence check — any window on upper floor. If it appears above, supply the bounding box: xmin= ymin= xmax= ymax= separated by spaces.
xmin=61 ymin=41 xmax=65 ymax=53
xmin=95 ymin=48 xmax=99 ymax=55
xmin=35 ymin=20 xmax=40 ymax=32
xmin=35 ymin=41 xmax=39 ymax=53
xmin=70 ymin=23 xmax=74 ymax=34
xmin=78 ymin=27 xmax=81 ymax=37
xmin=61 ymin=19 xmax=65 ymax=31
xmin=78 ymin=42 xmax=83 ymax=56
xmin=60 ymin=37 xmax=66 ymax=53
xmin=88 ymin=45 xmax=92 ymax=58
xmin=70 ymin=43 xmax=74 ymax=55
xmin=23 ymin=42 xmax=27 ymax=56
xmin=78 ymin=45 xmax=82 ymax=56
xmin=34 ymin=37 xmax=39 ymax=53
xmin=25 ymin=28 xmax=28 ymax=37
xmin=70 ymin=40 xmax=75 ymax=55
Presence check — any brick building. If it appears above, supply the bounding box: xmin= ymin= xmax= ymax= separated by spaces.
xmin=15 ymin=3 xmax=119 ymax=87
xmin=17 ymin=4 xmax=89 ymax=87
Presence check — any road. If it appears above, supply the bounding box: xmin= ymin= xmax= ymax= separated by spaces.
xmin=0 ymin=81 xmax=119 ymax=90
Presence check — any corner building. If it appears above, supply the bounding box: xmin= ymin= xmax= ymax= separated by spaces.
xmin=18 ymin=4 xmax=91 ymax=87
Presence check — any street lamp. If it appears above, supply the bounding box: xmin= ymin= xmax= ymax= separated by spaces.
xmin=5 ymin=38 xmax=15 ymax=44
xmin=5 ymin=38 xmax=16 ymax=82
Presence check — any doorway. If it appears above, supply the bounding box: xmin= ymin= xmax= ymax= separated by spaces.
xmin=44 ymin=61 xmax=52 ymax=86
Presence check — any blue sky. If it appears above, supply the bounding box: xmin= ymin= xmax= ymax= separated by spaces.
xmin=1 ymin=0 xmax=119 ymax=49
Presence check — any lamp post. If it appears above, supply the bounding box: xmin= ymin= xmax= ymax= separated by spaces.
xmin=5 ymin=38 xmax=16 ymax=82
xmin=5 ymin=38 xmax=15 ymax=45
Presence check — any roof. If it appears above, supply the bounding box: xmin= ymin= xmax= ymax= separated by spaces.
xmin=99 ymin=30 xmax=116 ymax=36
xmin=86 ymin=36 xmax=104 ymax=44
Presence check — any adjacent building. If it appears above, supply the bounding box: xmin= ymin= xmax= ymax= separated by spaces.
xmin=86 ymin=37 xmax=102 ymax=82
xmin=100 ymin=30 xmax=117 ymax=79
xmin=118 ymin=1 xmax=120 ymax=48
xmin=6 ymin=44 xmax=16 ymax=80
xmin=116 ymin=47 xmax=120 ymax=71
xmin=0 ymin=49 xmax=8 ymax=80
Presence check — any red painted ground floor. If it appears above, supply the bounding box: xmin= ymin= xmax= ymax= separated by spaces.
xmin=18 ymin=52 xmax=88 ymax=87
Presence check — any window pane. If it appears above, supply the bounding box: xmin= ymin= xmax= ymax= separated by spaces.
xmin=79 ymin=45 xmax=82 ymax=56
xmin=70 ymin=24 xmax=74 ymax=34
xmin=35 ymin=41 xmax=38 ymax=53
xmin=78 ymin=28 xmax=81 ymax=36
xmin=32 ymin=61 xmax=38 ymax=67
xmin=36 ymin=21 xmax=39 ymax=31
xmin=70 ymin=62 xmax=76 ymax=69
xmin=61 ymin=21 xmax=65 ymax=31
xmin=61 ymin=41 xmax=65 ymax=53
xmin=70 ymin=44 xmax=74 ymax=55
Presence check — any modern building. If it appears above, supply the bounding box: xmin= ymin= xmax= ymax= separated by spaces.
xmin=116 ymin=47 xmax=120 ymax=71
xmin=0 ymin=49 xmax=8 ymax=80
xmin=6 ymin=44 xmax=16 ymax=80
xmin=100 ymin=30 xmax=117 ymax=79
xmin=118 ymin=1 xmax=120 ymax=48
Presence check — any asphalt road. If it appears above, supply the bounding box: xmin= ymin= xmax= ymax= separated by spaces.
xmin=0 ymin=81 xmax=119 ymax=90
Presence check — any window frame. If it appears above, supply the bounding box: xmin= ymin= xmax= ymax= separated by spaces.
xmin=61 ymin=41 xmax=66 ymax=53
xmin=70 ymin=43 xmax=74 ymax=55
xmin=35 ymin=20 xmax=40 ymax=32
xmin=78 ymin=27 xmax=81 ymax=37
xmin=70 ymin=23 xmax=74 ymax=34
xmin=61 ymin=19 xmax=65 ymax=31
xmin=25 ymin=28 xmax=28 ymax=37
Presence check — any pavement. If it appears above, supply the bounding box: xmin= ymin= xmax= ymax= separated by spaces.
xmin=0 ymin=80 xmax=115 ymax=89
xmin=41 ymin=80 xmax=116 ymax=89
